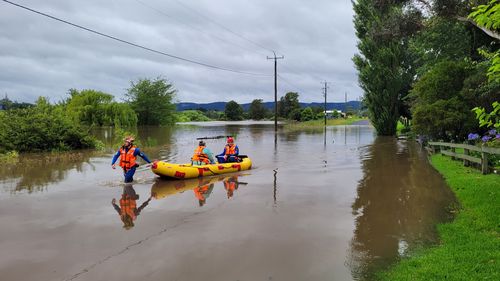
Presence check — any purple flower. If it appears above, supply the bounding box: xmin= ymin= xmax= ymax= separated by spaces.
xmin=468 ymin=133 xmax=480 ymax=140
xmin=496 ymin=134 xmax=500 ymax=139
xmin=488 ymin=129 xmax=497 ymax=135
xmin=482 ymin=135 xmax=492 ymax=142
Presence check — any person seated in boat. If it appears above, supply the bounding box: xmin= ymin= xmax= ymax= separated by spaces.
xmin=191 ymin=140 xmax=216 ymax=165
xmin=216 ymin=137 xmax=240 ymax=163
xmin=111 ymin=183 xmax=153 ymax=230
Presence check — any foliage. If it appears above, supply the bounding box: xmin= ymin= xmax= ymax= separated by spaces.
xmin=410 ymin=61 xmax=476 ymax=140
xmin=288 ymin=108 xmax=302 ymax=121
xmin=277 ymin=92 xmax=301 ymax=119
xmin=409 ymin=17 xmax=472 ymax=76
xmin=202 ymin=110 xmax=224 ymax=120
xmin=380 ymin=155 xmax=500 ymax=281
xmin=472 ymin=101 xmax=500 ymax=129
xmin=176 ymin=110 xmax=212 ymax=122
xmin=248 ymin=99 xmax=267 ymax=120
xmin=0 ymin=96 xmax=33 ymax=110
xmin=469 ymin=0 xmax=500 ymax=82
xmin=352 ymin=0 xmax=421 ymax=135
xmin=66 ymin=89 xmax=137 ymax=127
xmin=224 ymin=100 xmax=244 ymax=121
xmin=469 ymin=0 xmax=500 ymax=30
xmin=0 ymin=97 xmax=98 ymax=153
xmin=0 ymin=150 xmax=19 ymax=164
xmin=300 ymin=107 xmax=315 ymax=121
xmin=126 ymin=77 xmax=177 ymax=125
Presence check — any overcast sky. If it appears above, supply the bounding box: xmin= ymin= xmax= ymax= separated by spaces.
xmin=0 ymin=0 xmax=362 ymax=104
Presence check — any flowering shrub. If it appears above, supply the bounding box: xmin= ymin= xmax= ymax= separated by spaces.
xmin=468 ymin=129 xmax=500 ymax=146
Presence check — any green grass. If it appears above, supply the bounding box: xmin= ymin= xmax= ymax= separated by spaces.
xmin=283 ymin=116 xmax=368 ymax=130
xmin=379 ymin=155 xmax=500 ymax=281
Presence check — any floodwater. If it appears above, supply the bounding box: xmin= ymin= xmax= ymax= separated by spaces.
xmin=0 ymin=122 xmax=457 ymax=281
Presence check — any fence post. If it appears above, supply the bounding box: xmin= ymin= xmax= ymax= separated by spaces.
xmin=463 ymin=148 xmax=470 ymax=167
xmin=481 ymin=150 xmax=489 ymax=174
xmin=451 ymin=147 xmax=456 ymax=160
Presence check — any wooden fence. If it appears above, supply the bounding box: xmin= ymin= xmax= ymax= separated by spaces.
xmin=428 ymin=142 xmax=500 ymax=174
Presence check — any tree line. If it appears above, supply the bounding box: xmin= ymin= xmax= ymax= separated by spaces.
xmin=353 ymin=0 xmax=499 ymax=143
xmin=221 ymin=92 xmax=357 ymax=121
xmin=0 ymin=77 xmax=176 ymax=153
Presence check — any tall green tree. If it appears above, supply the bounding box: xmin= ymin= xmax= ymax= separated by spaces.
xmin=411 ymin=61 xmax=478 ymax=140
xmin=248 ymin=99 xmax=267 ymax=120
xmin=353 ymin=0 xmax=422 ymax=135
xmin=224 ymin=100 xmax=244 ymax=121
xmin=65 ymin=89 xmax=137 ymax=127
xmin=277 ymin=92 xmax=300 ymax=119
xmin=126 ymin=77 xmax=177 ymax=125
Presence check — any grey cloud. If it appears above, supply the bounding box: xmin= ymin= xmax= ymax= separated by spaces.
xmin=0 ymin=0 xmax=362 ymax=104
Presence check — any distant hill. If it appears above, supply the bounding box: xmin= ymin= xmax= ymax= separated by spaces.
xmin=177 ymin=101 xmax=361 ymax=112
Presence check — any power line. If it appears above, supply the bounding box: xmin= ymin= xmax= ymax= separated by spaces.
xmin=167 ymin=0 xmax=333 ymax=92
xmin=131 ymin=0 xmax=269 ymax=57
xmin=172 ymin=0 xmax=275 ymax=54
xmin=1 ymin=0 xmax=271 ymax=77
xmin=277 ymin=74 xmax=308 ymax=94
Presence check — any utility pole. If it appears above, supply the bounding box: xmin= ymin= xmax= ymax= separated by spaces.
xmin=322 ymin=82 xmax=329 ymax=126
xmin=267 ymin=51 xmax=284 ymax=131
xmin=344 ymin=92 xmax=347 ymax=119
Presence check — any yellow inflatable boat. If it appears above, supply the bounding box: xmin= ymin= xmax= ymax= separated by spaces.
xmin=151 ymin=157 xmax=252 ymax=179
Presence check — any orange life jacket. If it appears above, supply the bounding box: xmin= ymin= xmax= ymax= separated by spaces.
xmin=224 ymin=180 xmax=236 ymax=198
xmin=193 ymin=185 xmax=210 ymax=201
xmin=119 ymin=195 xmax=137 ymax=220
xmin=224 ymin=144 xmax=236 ymax=155
xmin=119 ymin=146 xmax=137 ymax=170
xmin=192 ymin=146 xmax=210 ymax=164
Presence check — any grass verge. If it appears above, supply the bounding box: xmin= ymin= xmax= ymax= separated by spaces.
xmin=379 ymin=155 xmax=500 ymax=280
xmin=284 ymin=116 xmax=368 ymax=130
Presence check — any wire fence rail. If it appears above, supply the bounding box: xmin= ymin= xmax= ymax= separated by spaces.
xmin=428 ymin=141 xmax=500 ymax=174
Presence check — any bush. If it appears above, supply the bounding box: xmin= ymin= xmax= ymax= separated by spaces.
xmin=176 ymin=110 xmax=211 ymax=122
xmin=0 ymin=98 xmax=99 ymax=153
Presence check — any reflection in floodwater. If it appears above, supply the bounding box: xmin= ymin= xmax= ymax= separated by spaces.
xmin=348 ymin=137 xmax=457 ymax=280
xmin=223 ymin=175 xmax=247 ymax=198
xmin=0 ymin=150 xmax=99 ymax=192
xmin=111 ymin=184 xmax=153 ymax=229
xmin=151 ymin=173 xmax=248 ymax=206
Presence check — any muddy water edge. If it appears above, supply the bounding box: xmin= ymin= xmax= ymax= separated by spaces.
xmin=0 ymin=123 xmax=457 ymax=281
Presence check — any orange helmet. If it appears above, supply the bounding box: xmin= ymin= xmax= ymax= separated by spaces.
xmin=227 ymin=137 xmax=234 ymax=143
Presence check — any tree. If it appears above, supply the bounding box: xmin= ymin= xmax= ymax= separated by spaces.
xmin=248 ymin=99 xmax=267 ymax=120
xmin=353 ymin=0 xmax=422 ymax=135
xmin=224 ymin=100 xmax=243 ymax=121
xmin=300 ymin=107 xmax=315 ymax=121
xmin=65 ymin=89 xmax=137 ymax=127
xmin=0 ymin=97 xmax=97 ymax=153
xmin=126 ymin=77 xmax=176 ymax=125
xmin=277 ymin=92 xmax=300 ymax=119
xmin=411 ymin=61 xmax=477 ymax=140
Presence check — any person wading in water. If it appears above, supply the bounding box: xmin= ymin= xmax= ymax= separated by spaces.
xmin=111 ymin=136 xmax=152 ymax=183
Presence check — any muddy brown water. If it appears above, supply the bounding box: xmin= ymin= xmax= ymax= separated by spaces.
xmin=0 ymin=122 xmax=456 ymax=281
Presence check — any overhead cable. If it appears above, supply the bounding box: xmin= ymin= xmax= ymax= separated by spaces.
xmin=172 ymin=0 xmax=276 ymax=54
xmin=132 ymin=0 xmax=269 ymax=57
xmin=1 ymin=0 xmax=271 ymax=77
